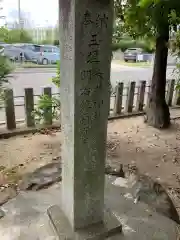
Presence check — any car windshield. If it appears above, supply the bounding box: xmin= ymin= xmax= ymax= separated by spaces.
xmin=41 ymin=46 xmax=52 ymax=52
xmin=41 ymin=46 xmax=60 ymax=53
xmin=32 ymin=45 xmax=41 ymax=52
xmin=126 ymin=48 xmax=142 ymax=53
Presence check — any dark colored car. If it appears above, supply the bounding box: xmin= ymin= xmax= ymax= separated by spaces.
xmin=124 ymin=48 xmax=143 ymax=62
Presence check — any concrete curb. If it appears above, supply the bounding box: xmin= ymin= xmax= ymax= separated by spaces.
xmin=13 ymin=68 xmax=56 ymax=74
xmin=0 ymin=107 xmax=180 ymax=139
xmin=0 ymin=124 xmax=61 ymax=139
xmin=108 ymin=111 xmax=145 ymax=120
xmin=0 ymin=114 xmax=145 ymax=139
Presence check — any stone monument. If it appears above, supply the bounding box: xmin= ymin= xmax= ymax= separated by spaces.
xmin=47 ymin=0 xmax=122 ymax=238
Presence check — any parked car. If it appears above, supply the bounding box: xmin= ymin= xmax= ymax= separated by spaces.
xmin=124 ymin=48 xmax=143 ymax=62
xmin=1 ymin=45 xmax=40 ymax=63
xmin=37 ymin=45 xmax=60 ymax=65
xmin=14 ymin=44 xmax=60 ymax=64
xmin=12 ymin=43 xmax=41 ymax=63
xmin=0 ymin=43 xmax=11 ymax=48
xmin=0 ymin=45 xmax=25 ymax=61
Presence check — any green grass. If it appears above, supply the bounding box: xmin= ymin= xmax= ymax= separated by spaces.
xmin=13 ymin=62 xmax=57 ymax=69
xmin=116 ymin=60 xmax=152 ymax=67
xmin=15 ymin=60 xmax=152 ymax=69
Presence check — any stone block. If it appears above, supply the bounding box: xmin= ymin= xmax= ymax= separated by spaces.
xmin=47 ymin=205 xmax=122 ymax=239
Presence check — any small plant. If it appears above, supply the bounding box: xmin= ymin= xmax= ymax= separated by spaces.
xmin=0 ymin=56 xmax=13 ymax=108
xmin=33 ymin=61 xmax=114 ymax=125
xmin=32 ymin=61 xmax=60 ymax=124
xmin=52 ymin=61 xmax=60 ymax=87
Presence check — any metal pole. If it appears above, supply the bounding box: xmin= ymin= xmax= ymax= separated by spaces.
xmin=18 ymin=0 xmax=21 ymax=29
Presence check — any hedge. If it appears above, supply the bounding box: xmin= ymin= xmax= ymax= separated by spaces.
xmin=112 ymin=40 xmax=155 ymax=53
xmin=51 ymin=39 xmax=154 ymax=53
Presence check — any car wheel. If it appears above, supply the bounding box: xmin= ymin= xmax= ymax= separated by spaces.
xmin=42 ymin=58 xmax=48 ymax=65
xmin=124 ymin=59 xmax=128 ymax=62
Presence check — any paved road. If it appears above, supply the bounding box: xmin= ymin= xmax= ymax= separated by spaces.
xmin=0 ymin=64 xmax=176 ymax=123
xmin=9 ymin=64 xmax=176 ymax=96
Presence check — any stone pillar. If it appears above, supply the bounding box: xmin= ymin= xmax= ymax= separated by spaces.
xmin=47 ymin=0 xmax=122 ymax=238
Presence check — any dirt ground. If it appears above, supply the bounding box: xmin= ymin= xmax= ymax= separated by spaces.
xmin=1 ymin=116 xmax=180 ymax=212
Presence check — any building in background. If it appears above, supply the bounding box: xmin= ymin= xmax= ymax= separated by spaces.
xmin=31 ymin=27 xmax=46 ymax=43
xmin=0 ymin=2 xmax=59 ymax=44
xmin=31 ymin=26 xmax=58 ymax=43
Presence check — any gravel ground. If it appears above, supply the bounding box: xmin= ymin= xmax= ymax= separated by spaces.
xmin=1 ymin=115 xmax=180 ymax=214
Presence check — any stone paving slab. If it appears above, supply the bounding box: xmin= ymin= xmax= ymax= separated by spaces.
xmin=0 ymin=176 xmax=178 ymax=239
xmin=19 ymin=162 xmax=62 ymax=191
xmin=47 ymin=205 xmax=122 ymax=239
xmin=18 ymin=161 xmax=123 ymax=193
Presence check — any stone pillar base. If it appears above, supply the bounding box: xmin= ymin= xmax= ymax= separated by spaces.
xmin=47 ymin=205 xmax=122 ymax=239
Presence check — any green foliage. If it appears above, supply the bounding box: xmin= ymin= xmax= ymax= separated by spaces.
xmin=39 ymin=39 xmax=52 ymax=45
xmin=52 ymin=61 xmax=60 ymax=87
xmin=38 ymin=28 xmax=59 ymax=45
xmin=120 ymin=0 xmax=180 ymax=97
xmin=0 ymin=27 xmax=9 ymax=42
xmin=0 ymin=27 xmax=32 ymax=43
xmin=53 ymin=39 xmax=59 ymax=46
xmin=32 ymin=61 xmax=60 ymax=124
xmin=113 ymin=0 xmax=125 ymax=43
xmin=123 ymin=0 xmax=180 ymax=39
xmin=172 ymin=30 xmax=180 ymax=54
xmin=113 ymin=22 xmax=125 ymax=44
xmin=8 ymin=29 xmax=32 ymax=43
xmin=32 ymin=94 xmax=60 ymax=124
xmin=0 ymin=56 xmax=13 ymax=107
xmin=112 ymin=39 xmax=154 ymax=52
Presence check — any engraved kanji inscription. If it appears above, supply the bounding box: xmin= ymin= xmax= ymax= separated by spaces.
xmin=88 ymin=34 xmax=101 ymax=48
xmin=86 ymin=50 xmax=100 ymax=64
xmin=82 ymin=10 xmax=94 ymax=26
xmin=96 ymin=13 xmax=108 ymax=29
xmin=81 ymin=68 xmax=103 ymax=82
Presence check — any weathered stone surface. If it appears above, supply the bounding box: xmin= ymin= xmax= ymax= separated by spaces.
xmin=47 ymin=205 xmax=122 ymax=239
xmin=59 ymin=0 xmax=114 ymax=230
xmin=0 ymin=187 xmax=17 ymax=206
xmin=17 ymin=161 xmax=127 ymax=193
xmin=105 ymin=164 xmax=125 ymax=178
xmin=19 ymin=162 xmax=62 ymax=191
xmin=0 ymin=176 xmax=179 ymax=239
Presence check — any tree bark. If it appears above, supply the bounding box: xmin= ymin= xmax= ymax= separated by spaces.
xmin=145 ymin=26 xmax=170 ymax=129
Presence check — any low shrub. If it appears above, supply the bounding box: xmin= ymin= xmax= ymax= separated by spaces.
xmin=0 ymin=56 xmax=13 ymax=107
xmin=32 ymin=61 xmax=60 ymax=124
xmin=112 ymin=39 xmax=155 ymax=53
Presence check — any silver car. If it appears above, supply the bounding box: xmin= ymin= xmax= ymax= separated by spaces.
xmin=124 ymin=48 xmax=143 ymax=62
xmin=14 ymin=44 xmax=60 ymax=65
xmin=0 ymin=45 xmax=40 ymax=63
xmin=37 ymin=45 xmax=60 ymax=65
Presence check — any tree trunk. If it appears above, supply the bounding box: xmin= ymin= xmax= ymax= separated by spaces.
xmin=145 ymin=27 xmax=170 ymax=129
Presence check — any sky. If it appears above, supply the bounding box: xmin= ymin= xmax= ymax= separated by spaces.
xmin=2 ymin=0 xmax=58 ymax=27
